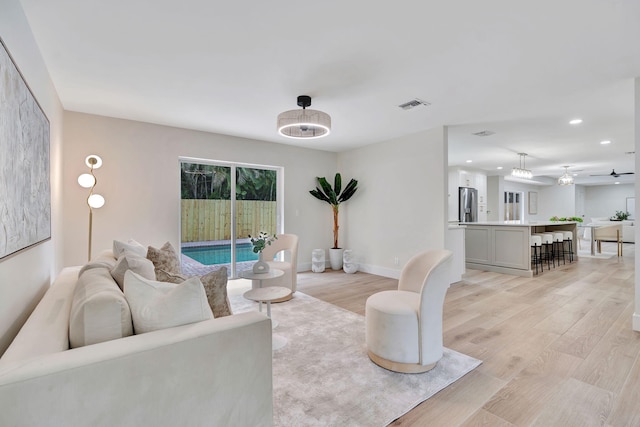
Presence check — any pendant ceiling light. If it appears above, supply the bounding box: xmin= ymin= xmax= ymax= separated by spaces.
xmin=558 ymin=166 xmax=575 ymax=185
xmin=511 ymin=153 xmax=533 ymax=179
xmin=277 ymin=95 xmax=331 ymax=139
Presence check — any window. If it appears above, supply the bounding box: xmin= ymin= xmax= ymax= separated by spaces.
xmin=504 ymin=191 xmax=523 ymax=221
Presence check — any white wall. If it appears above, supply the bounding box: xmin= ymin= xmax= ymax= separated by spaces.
xmin=500 ymin=180 xmax=577 ymax=222
xmin=538 ymin=184 xmax=576 ymax=220
xmin=0 ymin=0 xmax=64 ymax=354
xmin=634 ymin=77 xmax=640 ymax=331
xmin=584 ymin=184 xmax=635 ymax=220
xmin=486 ymin=175 xmax=501 ymax=221
xmin=575 ymin=185 xmax=586 ymax=221
xmin=338 ymin=127 xmax=447 ymax=278
xmin=502 ymin=180 xmax=544 ymax=221
xmin=62 ymin=112 xmax=337 ymax=270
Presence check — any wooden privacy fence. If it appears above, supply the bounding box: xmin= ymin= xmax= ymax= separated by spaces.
xmin=181 ymin=199 xmax=277 ymax=243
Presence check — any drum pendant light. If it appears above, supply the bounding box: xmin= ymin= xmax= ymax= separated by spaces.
xmin=277 ymin=95 xmax=331 ymax=139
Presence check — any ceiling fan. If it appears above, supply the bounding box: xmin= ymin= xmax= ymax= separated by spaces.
xmin=590 ymin=169 xmax=635 ymax=178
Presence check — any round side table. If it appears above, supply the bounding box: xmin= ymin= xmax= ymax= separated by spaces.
xmin=243 ymin=286 xmax=292 ymax=350
xmin=239 ymin=269 xmax=284 ymax=288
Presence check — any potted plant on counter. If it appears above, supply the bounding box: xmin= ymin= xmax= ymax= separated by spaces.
xmin=612 ymin=211 xmax=630 ymax=221
xmin=309 ymin=173 xmax=358 ymax=270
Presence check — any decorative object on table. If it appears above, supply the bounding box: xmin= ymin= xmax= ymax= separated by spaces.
xmin=78 ymin=154 xmax=105 ymax=261
xmin=249 ymin=234 xmax=299 ymax=298
xmin=312 ymin=249 xmax=325 ymax=273
xmin=343 ymin=249 xmax=358 ymax=274
xmin=250 ymin=232 xmax=277 ymax=273
xmin=0 ymin=37 xmax=51 ymax=260
xmin=309 ymin=172 xmax=358 ymax=270
xmin=277 ymin=95 xmax=331 ymax=139
xmin=611 ymin=210 xmax=630 ymax=221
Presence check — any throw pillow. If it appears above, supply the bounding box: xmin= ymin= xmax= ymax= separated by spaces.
xmin=155 ymin=267 xmax=232 ymax=318
xmin=146 ymin=241 xmax=181 ymax=274
xmin=124 ymin=270 xmax=213 ymax=334
xmin=110 ymin=252 xmax=156 ymax=290
xmin=69 ymin=267 xmax=134 ymax=348
xmin=113 ymin=239 xmax=147 ymax=258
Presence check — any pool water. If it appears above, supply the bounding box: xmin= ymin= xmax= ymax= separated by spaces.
xmin=182 ymin=243 xmax=258 ymax=265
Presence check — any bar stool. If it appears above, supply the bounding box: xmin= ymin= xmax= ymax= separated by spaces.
xmin=533 ymin=233 xmax=555 ymax=269
xmin=530 ymin=235 xmax=543 ymax=275
xmin=552 ymin=232 xmax=566 ymax=265
xmin=562 ymin=231 xmax=574 ymax=263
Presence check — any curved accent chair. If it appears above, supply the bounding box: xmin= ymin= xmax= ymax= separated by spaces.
xmin=365 ymin=249 xmax=453 ymax=373
xmin=251 ymin=234 xmax=299 ymax=301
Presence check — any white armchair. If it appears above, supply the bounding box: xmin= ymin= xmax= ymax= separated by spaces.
xmin=365 ymin=249 xmax=453 ymax=373
xmin=252 ymin=234 xmax=299 ymax=301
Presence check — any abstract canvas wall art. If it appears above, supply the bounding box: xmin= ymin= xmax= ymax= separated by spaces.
xmin=0 ymin=37 xmax=51 ymax=260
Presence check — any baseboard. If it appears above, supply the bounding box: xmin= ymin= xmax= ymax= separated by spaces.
xmin=633 ymin=313 xmax=640 ymax=332
xmin=357 ymin=264 xmax=401 ymax=279
xmin=465 ymin=262 xmax=533 ymax=278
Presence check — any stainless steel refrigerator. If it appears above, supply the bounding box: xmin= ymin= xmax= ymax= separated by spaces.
xmin=459 ymin=187 xmax=478 ymax=222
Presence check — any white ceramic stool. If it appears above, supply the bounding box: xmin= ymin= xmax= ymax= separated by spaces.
xmin=343 ymin=249 xmax=358 ymax=274
xmin=312 ymin=249 xmax=325 ymax=273
xmin=530 ymin=235 xmax=543 ymax=274
xmin=553 ymin=232 xmax=566 ymax=265
xmin=562 ymin=231 xmax=574 ymax=262
xmin=533 ymin=233 xmax=555 ymax=269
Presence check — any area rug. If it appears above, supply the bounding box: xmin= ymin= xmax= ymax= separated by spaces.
xmin=230 ymin=292 xmax=482 ymax=427
xmin=577 ymin=250 xmax=616 ymax=259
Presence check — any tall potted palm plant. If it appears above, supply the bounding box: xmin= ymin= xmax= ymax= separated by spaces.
xmin=309 ymin=173 xmax=358 ymax=270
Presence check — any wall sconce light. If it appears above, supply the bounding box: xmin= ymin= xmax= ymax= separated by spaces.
xmin=78 ymin=154 xmax=105 ymax=261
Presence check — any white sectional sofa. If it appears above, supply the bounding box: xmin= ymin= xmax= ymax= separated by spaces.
xmin=0 ymin=252 xmax=273 ymax=426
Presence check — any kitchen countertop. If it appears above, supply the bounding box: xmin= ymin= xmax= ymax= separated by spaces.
xmin=459 ymin=221 xmax=578 ymax=227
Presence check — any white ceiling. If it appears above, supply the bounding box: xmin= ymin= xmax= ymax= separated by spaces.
xmin=18 ymin=0 xmax=640 ymax=185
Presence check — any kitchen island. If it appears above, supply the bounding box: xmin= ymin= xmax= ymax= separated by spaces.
xmin=462 ymin=221 xmax=578 ymax=277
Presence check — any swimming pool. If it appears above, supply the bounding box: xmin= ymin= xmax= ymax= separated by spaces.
xmin=182 ymin=243 xmax=258 ymax=265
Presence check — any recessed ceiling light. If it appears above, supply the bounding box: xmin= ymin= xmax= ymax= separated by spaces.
xmin=615 ymin=181 xmax=620 ymax=185
xmin=569 ymin=119 xmax=583 ymax=125
xmin=600 ymin=140 xmax=611 ymax=145
xmin=572 ymin=173 xmax=578 ymax=176
xmin=496 ymin=166 xmax=503 ymax=170
xmin=466 ymin=160 xmax=472 ymax=163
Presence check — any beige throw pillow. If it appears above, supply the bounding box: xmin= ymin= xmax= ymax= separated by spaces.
xmin=124 ymin=270 xmax=213 ymax=334
xmin=113 ymin=239 xmax=147 ymax=258
xmin=110 ymin=252 xmax=156 ymax=290
xmin=146 ymin=241 xmax=181 ymax=274
xmin=69 ymin=267 xmax=133 ymax=348
xmin=156 ymin=267 xmax=232 ymax=318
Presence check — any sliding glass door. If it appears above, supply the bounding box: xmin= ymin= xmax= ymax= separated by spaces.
xmin=180 ymin=159 xmax=280 ymax=278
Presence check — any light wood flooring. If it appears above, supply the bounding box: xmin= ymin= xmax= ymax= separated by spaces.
xmin=295 ymin=241 xmax=639 ymax=426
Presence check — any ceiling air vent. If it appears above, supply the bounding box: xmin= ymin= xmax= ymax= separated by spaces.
xmin=397 ymin=98 xmax=431 ymax=110
xmin=472 ymin=130 xmax=495 ymax=137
